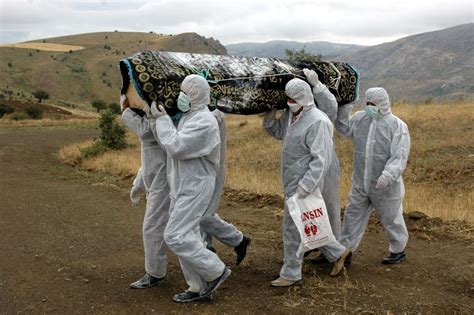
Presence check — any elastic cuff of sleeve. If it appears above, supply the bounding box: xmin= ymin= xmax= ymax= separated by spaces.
xmin=262 ymin=119 xmax=275 ymax=128
xmin=312 ymin=82 xmax=324 ymax=94
xmin=382 ymin=170 xmax=395 ymax=181
xmin=298 ymin=183 xmax=311 ymax=195
xmin=157 ymin=115 xmax=169 ymax=121
xmin=121 ymin=107 xmax=132 ymax=118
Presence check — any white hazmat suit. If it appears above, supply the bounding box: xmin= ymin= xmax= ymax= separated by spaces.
xmin=263 ymin=78 xmax=348 ymax=282
xmin=200 ymin=109 xmax=245 ymax=250
xmin=304 ymin=69 xmax=342 ymax=240
xmin=121 ymin=109 xmax=170 ymax=281
xmin=155 ymin=75 xmax=228 ymax=295
xmin=335 ymin=87 xmax=410 ymax=257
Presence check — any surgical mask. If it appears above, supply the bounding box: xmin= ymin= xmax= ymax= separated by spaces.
xmin=287 ymin=101 xmax=302 ymax=113
xmin=365 ymin=105 xmax=379 ymax=118
xmin=177 ymin=92 xmax=190 ymax=113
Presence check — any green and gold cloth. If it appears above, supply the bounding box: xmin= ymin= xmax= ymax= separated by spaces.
xmin=119 ymin=51 xmax=359 ymax=116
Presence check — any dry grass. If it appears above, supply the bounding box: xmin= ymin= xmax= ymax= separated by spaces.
xmin=58 ymin=102 xmax=474 ymax=223
xmin=58 ymin=134 xmax=141 ymax=178
xmin=0 ymin=117 xmax=96 ymax=128
xmin=58 ymin=140 xmax=94 ymax=166
xmin=0 ymin=43 xmax=84 ymax=51
xmin=81 ymin=146 xmax=140 ymax=178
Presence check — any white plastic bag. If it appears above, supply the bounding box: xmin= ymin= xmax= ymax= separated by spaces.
xmin=286 ymin=188 xmax=336 ymax=256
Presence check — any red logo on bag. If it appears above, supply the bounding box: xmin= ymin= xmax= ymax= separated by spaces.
xmin=301 ymin=208 xmax=324 ymax=222
xmin=304 ymin=223 xmax=320 ymax=236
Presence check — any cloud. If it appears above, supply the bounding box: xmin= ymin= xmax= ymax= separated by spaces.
xmin=0 ymin=0 xmax=472 ymax=45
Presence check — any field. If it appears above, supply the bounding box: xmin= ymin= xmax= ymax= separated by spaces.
xmin=0 ymin=99 xmax=97 ymax=129
xmin=59 ymin=101 xmax=474 ymax=223
xmin=0 ymin=43 xmax=85 ymax=52
xmin=1 ymin=102 xmax=472 ymax=313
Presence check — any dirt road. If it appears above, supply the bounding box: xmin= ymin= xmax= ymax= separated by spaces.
xmin=0 ymin=127 xmax=472 ymax=314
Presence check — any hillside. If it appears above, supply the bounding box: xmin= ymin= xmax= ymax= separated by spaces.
xmin=226 ymin=24 xmax=474 ymax=102
xmin=226 ymin=40 xmax=364 ymax=60
xmin=338 ymin=23 xmax=474 ymax=102
xmin=0 ymin=31 xmax=227 ymax=108
xmin=1 ymin=24 xmax=472 ymax=106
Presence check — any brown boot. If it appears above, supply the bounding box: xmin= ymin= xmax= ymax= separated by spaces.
xmin=330 ymin=249 xmax=351 ymax=277
xmin=271 ymin=277 xmax=297 ymax=287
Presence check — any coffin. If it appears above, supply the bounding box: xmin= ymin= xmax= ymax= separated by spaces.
xmin=119 ymin=51 xmax=359 ymax=116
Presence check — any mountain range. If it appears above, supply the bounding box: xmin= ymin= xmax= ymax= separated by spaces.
xmin=226 ymin=40 xmax=364 ymax=60
xmin=0 ymin=23 xmax=472 ymax=108
xmin=226 ymin=23 xmax=474 ymax=102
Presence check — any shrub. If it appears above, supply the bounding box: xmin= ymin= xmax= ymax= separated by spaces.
xmin=25 ymin=105 xmax=43 ymax=119
xmin=0 ymin=103 xmax=14 ymax=118
xmin=98 ymin=110 xmax=126 ymax=150
xmin=80 ymin=140 xmax=108 ymax=158
xmin=10 ymin=113 xmax=28 ymax=120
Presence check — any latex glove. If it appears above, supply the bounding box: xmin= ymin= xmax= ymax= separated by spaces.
xmin=375 ymin=174 xmax=390 ymax=189
xmin=143 ymin=104 xmax=152 ymax=118
xmin=303 ymin=68 xmax=319 ymax=87
xmin=120 ymin=95 xmax=129 ymax=112
xmin=264 ymin=108 xmax=277 ymax=121
xmin=130 ymin=186 xmax=142 ymax=205
xmin=150 ymin=101 xmax=167 ymax=119
xmin=297 ymin=186 xmax=309 ymax=199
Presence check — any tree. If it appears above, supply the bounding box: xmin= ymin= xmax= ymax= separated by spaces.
xmin=285 ymin=47 xmax=322 ymax=63
xmin=33 ymin=90 xmax=49 ymax=103
xmin=91 ymin=99 xmax=107 ymax=113
xmin=98 ymin=110 xmax=126 ymax=150
xmin=108 ymin=102 xmax=121 ymax=115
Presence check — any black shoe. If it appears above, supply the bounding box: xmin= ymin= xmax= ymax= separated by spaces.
xmin=129 ymin=273 xmax=164 ymax=289
xmin=173 ymin=291 xmax=212 ymax=303
xmin=234 ymin=236 xmax=251 ymax=265
xmin=200 ymin=267 xmax=231 ymax=298
xmin=382 ymin=251 xmax=406 ymax=265
xmin=309 ymin=254 xmax=329 ymax=264
xmin=345 ymin=252 xmax=352 ymax=267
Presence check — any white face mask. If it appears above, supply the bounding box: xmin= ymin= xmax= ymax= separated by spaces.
xmin=287 ymin=101 xmax=302 ymax=113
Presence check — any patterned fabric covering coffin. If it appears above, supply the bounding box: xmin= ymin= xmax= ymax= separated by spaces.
xmin=119 ymin=51 xmax=359 ymax=116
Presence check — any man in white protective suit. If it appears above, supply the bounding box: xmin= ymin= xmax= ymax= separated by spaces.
xmin=263 ymin=78 xmax=351 ymax=287
xmin=335 ymin=87 xmax=410 ymax=265
xmin=120 ymin=86 xmax=170 ymax=289
xmin=150 ymin=74 xmax=231 ymax=303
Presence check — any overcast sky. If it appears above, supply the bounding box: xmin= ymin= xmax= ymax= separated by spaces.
xmin=1 ymin=0 xmax=473 ymax=46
